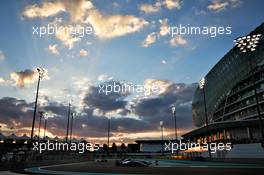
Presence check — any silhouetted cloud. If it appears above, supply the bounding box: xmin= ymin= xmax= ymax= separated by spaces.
xmin=82 ymin=81 xmax=130 ymax=114
xmin=131 ymin=83 xmax=197 ymax=129
xmin=0 ymin=97 xmax=33 ymax=128
xmin=0 ymin=81 xmax=197 ymax=140
xmin=10 ymin=69 xmax=49 ymax=88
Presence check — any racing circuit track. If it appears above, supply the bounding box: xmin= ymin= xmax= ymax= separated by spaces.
xmin=23 ymin=159 xmax=264 ymax=175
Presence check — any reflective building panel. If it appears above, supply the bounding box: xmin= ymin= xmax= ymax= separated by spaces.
xmin=192 ymin=23 xmax=264 ymax=127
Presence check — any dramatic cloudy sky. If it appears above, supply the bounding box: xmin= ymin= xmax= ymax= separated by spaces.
xmin=0 ymin=0 xmax=263 ymax=144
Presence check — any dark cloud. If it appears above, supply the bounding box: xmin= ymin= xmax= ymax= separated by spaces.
xmin=0 ymin=97 xmax=33 ymax=128
xmin=0 ymin=81 xmax=197 ymax=141
xmin=131 ymin=83 xmax=197 ymax=130
xmin=82 ymin=81 xmax=130 ymax=114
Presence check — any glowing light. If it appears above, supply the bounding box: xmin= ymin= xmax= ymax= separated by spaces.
xmin=199 ymin=77 xmax=205 ymax=89
xmin=234 ymin=34 xmax=261 ymax=53
xmin=171 ymin=105 xmax=176 ymax=114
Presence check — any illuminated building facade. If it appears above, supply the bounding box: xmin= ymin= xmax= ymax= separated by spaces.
xmin=183 ymin=23 xmax=264 ymax=148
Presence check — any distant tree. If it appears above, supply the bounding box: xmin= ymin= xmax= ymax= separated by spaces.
xmin=120 ymin=143 xmax=126 ymax=152
xmin=112 ymin=142 xmax=117 ymax=152
xmin=103 ymin=144 xmax=109 ymax=152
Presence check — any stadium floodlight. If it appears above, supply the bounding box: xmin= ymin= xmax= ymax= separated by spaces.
xmin=66 ymin=100 xmax=72 ymax=143
xmin=171 ymin=105 xmax=176 ymax=115
xmin=234 ymin=33 xmax=264 ymax=147
xmin=38 ymin=111 xmax=44 ymax=141
xmin=106 ymin=113 xmax=111 ymax=151
xmin=160 ymin=121 xmax=164 ymax=140
xmin=234 ymin=34 xmax=262 ymax=53
xmin=160 ymin=120 xmax=164 ymax=154
xmin=198 ymin=76 xmax=211 ymax=157
xmin=36 ymin=67 xmax=45 ymax=79
xmin=171 ymin=105 xmax=178 ymax=141
xmin=30 ymin=67 xmax=45 ymax=143
xmin=199 ymin=77 xmax=205 ymax=89
xmin=69 ymin=112 xmax=76 ymax=143
xmin=43 ymin=118 xmax=47 ymax=141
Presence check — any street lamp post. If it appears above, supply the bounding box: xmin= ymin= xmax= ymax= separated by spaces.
xmin=69 ymin=112 xmax=75 ymax=143
xmin=234 ymin=34 xmax=264 ymax=146
xmin=43 ymin=118 xmax=47 ymax=141
xmin=66 ymin=101 xmax=71 ymax=142
xmin=38 ymin=111 xmax=44 ymax=141
xmin=107 ymin=117 xmax=111 ymax=149
xmin=160 ymin=120 xmax=164 ymax=154
xmin=199 ymin=77 xmax=212 ymax=158
xmin=171 ymin=105 xmax=177 ymax=141
xmin=30 ymin=67 xmax=44 ymax=143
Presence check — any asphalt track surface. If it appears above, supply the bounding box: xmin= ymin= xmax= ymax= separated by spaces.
xmin=23 ymin=160 xmax=264 ymax=175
